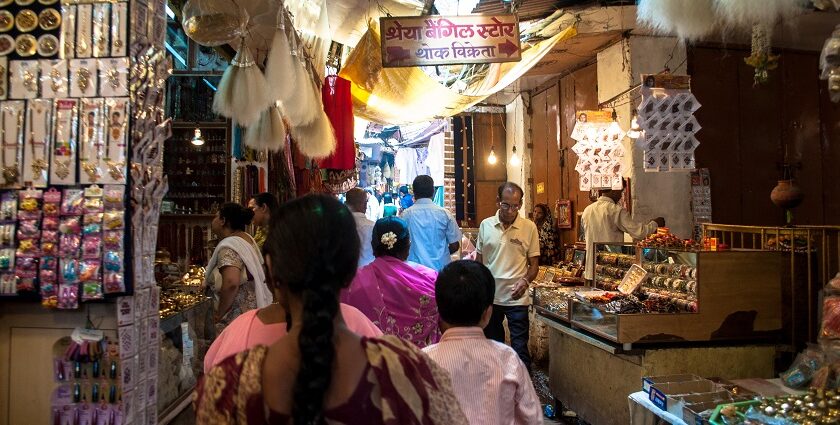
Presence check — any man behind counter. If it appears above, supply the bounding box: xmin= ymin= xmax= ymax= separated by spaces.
xmin=581 ymin=181 xmax=664 ymax=282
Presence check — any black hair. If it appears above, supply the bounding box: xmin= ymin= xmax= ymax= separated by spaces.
xmin=382 ymin=192 xmax=393 ymax=204
xmin=372 ymin=216 xmax=410 ymax=258
xmin=399 ymin=185 xmax=409 ymax=195
xmin=498 ymin=181 xmax=524 ymax=199
xmin=412 ymin=175 xmax=435 ymax=199
xmin=218 ymin=202 xmax=255 ymax=231
xmin=253 ymin=192 xmax=280 ymax=215
xmin=263 ymin=194 xmax=360 ymax=425
xmin=435 ymin=260 xmax=495 ymax=326
xmin=534 ymin=203 xmax=550 ymax=216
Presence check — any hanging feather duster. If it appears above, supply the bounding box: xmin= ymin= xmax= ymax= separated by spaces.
xmin=244 ymin=104 xmax=287 ymax=151
xmin=280 ymin=60 xmax=321 ymax=127
xmin=637 ymin=0 xmax=717 ymax=42
xmin=290 ymin=110 xmax=336 ymax=159
xmin=264 ymin=11 xmax=297 ymax=103
xmin=212 ymin=38 xmax=272 ymax=127
xmin=713 ymin=0 xmax=810 ymax=29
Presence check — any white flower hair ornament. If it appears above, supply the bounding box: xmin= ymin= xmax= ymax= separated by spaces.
xmin=380 ymin=232 xmax=398 ymax=250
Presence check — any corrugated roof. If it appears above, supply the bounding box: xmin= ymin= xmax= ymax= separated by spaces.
xmin=471 ymin=0 xmax=634 ymax=21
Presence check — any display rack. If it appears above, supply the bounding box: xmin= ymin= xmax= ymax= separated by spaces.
xmin=592 ymin=243 xmax=636 ymax=291
xmin=163 ymin=123 xmax=230 ymax=214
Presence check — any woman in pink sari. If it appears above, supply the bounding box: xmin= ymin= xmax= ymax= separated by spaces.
xmin=342 ymin=216 xmax=441 ymax=348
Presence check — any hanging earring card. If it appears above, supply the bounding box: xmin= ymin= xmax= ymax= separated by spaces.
xmin=39 ymin=59 xmax=68 ymax=99
xmin=79 ymin=98 xmax=104 ymax=184
xmin=50 ymin=98 xmax=78 ymax=185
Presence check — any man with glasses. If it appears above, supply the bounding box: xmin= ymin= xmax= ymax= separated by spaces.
xmin=476 ymin=182 xmax=540 ymax=371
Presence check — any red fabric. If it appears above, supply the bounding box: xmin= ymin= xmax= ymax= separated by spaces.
xmin=317 ymin=75 xmax=355 ymax=170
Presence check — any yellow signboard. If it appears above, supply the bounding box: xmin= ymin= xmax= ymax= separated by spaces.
xmin=536 ymin=182 xmax=545 ymax=194
xmin=380 ymin=14 xmax=522 ymax=67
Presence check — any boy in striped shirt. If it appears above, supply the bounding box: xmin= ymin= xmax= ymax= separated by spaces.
xmin=423 ymin=260 xmax=543 ymax=425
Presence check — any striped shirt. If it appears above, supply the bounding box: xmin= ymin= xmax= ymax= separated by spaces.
xmin=422 ymin=327 xmax=543 ymax=425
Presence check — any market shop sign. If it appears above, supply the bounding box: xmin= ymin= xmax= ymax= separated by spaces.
xmin=380 ymin=14 xmax=522 ymax=67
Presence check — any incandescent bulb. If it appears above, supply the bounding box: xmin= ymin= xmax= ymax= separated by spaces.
xmin=488 ymin=148 xmax=498 ymax=165
xmin=510 ymin=146 xmax=521 ymax=166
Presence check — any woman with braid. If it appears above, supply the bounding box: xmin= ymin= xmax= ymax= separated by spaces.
xmin=194 ymin=194 xmax=468 ymax=425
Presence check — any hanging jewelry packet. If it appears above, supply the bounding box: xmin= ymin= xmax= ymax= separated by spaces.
xmin=69 ymin=58 xmax=96 ymax=97
xmin=98 ymin=57 xmax=128 ymax=97
xmin=79 ymin=98 xmax=103 ymax=184
xmin=101 ymin=97 xmax=127 ymax=184
xmin=91 ymin=2 xmax=109 ymax=58
xmin=0 ymin=192 xmax=16 ymax=295
xmin=60 ymin=4 xmax=76 ymax=59
xmin=9 ymin=60 xmax=40 ymax=99
xmin=39 ymin=59 xmax=67 ymax=98
xmin=50 ymin=98 xmax=78 ymax=184
xmin=0 ymin=56 xmax=7 ymax=101
xmin=75 ymin=3 xmax=92 ymax=58
xmin=16 ymin=188 xmax=42 ymax=294
xmin=24 ymin=98 xmax=51 ymax=186
xmin=110 ymin=1 xmax=127 ymax=57
xmin=0 ymin=100 xmax=25 ymax=188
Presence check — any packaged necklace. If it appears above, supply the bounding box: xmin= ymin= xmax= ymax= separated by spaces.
xmin=102 ymin=98 xmax=127 ymax=184
xmin=110 ymin=1 xmax=127 ymax=57
xmin=91 ymin=3 xmax=109 ymax=58
xmin=51 ymin=99 xmax=78 ymax=185
xmin=0 ymin=56 xmax=7 ymax=100
xmin=70 ymin=59 xmax=97 ymax=98
xmin=60 ymin=4 xmax=76 ymax=59
xmin=39 ymin=59 xmax=67 ymax=98
xmin=24 ymin=99 xmax=52 ymax=187
xmin=0 ymin=101 xmax=25 ymax=188
xmin=79 ymin=99 xmax=104 ymax=183
xmin=75 ymin=4 xmax=92 ymax=59
xmin=9 ymin=61 xmax=39 ymax=99
xmin=98 ymin=58 xmax=128 ymax=97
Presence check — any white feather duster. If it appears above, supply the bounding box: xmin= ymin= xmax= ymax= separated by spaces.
xmin=713 ymin=0 xmax=810 ymax=28
xmin=637 ymin=0 xmax=717 ymax=42
xmin=244 ymin=105 xmax=287 ymax=152
xmin=264 ymin=26 xmax=296 ymax=102
xmin=290 ymin=110 xmax=336 ymax=159
xmin=212 ymin=39 xmax=272 ymax=127
xmin=281 ymin=60 xmax=321 ymax=127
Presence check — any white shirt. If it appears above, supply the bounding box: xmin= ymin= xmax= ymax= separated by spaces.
xmin=425 ymin=133 xmax=446 ymax=186
xmin=352 ymin=212 xmax=375 ymax=267
xmin=423 ymin=327 xmax=543 ymax=425
xmin=365 ymin=194 xmax=381 ymax=222
xmin=581 ymin=196 xmax=658 ymax=280
xmin=476 ymin=212 xmax=540 ymax=306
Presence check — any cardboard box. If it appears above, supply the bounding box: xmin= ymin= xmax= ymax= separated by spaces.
xmin=683 ymin=400 xmax=723 ymax=425
xmin=642 ymin=374 xmax=703 ymax=394
xmin=649 ymin=379 xmax=718 ymax=416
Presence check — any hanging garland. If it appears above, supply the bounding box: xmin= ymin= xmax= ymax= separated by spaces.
xmin=745 ymin=24 xmax=780 ymax=86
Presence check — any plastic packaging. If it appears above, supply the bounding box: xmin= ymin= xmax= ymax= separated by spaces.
xmin=822 ymin=296 xmax=840 ymax=339
xmin=781 ymin=345 xmax=824 ymax=388
xmin=61 ymin=189 xmax=84 ymax=215
xmin=57 ymin=284 xmax=79 ymax=309
xmin=17 ymin=189 xmax=43 ymax=220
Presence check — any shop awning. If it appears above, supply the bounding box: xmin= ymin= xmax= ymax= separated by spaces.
xmin=339 ymin=20 xmax=577 ymax=124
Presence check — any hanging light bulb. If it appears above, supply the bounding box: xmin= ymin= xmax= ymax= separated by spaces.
xmin=627 ymin=114 xmax=642 ymax=139
xmin=510 ymin=145 xmax=521 ymax=166
xmin=487 ymin=145 xmax=498 ymax=164
xmin=191 ymin=128 xmax=205 ymax=146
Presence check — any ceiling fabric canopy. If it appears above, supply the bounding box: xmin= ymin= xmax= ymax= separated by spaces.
xmin=339 ymin=21 xmax=577 ymax=124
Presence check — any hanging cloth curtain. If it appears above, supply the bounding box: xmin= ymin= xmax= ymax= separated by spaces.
xmin=339 ymin=21 xmax=577 ymax=125
xmin=317 ymin=75 xmax=356 ymax=170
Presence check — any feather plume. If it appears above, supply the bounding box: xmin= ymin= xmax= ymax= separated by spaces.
xmin=244 ymin=105 xmax=287 ymax=152
xmin=280 ymin=58 xmax=321 ymax=127
xmin=290 ymin=110 xmax=336 ymax=159
xmin=212 ymin=39 xmax=272 ymax=127
xmin=637 ymin=0 xmax=717 ymax=42
xmin=264 ymin=28 xmax=296 ymax=102
xmin=713 ymin=0 xmax=810 ymax=28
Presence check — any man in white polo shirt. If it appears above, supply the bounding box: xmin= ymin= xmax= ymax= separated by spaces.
xmin=476 ymin=182 xmax=540 ymax=371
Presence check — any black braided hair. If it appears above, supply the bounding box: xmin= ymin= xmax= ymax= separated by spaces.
xmin=263 ymin=194 xmax=360 ymax=424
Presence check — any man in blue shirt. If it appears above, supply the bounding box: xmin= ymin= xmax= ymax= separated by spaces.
xmin=398 ymin=185 xmax=414 ymax=212
xmin=402 ymin=175 xmax=461 ymax=270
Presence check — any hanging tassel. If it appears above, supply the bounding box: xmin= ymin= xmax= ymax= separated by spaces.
xmin=212 ymin=38 xmax=272 ymax=127
xmin=264 ymin=10 xmax=297 ymax=103
xmin=244 ymin=105 xmax=287 ymax=152
xmin=281 ymin=61 xmax=320 ymax=127
xmin=290 ymin=111 xmax=336 ymax=159
xmin=637 ymin=0 xmax=717 ymax=42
